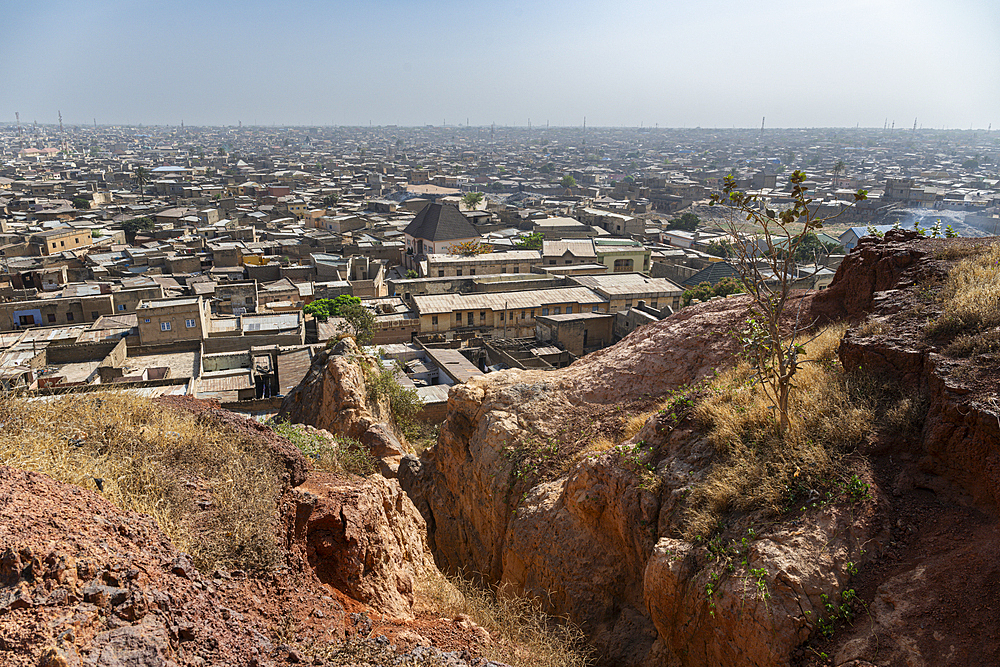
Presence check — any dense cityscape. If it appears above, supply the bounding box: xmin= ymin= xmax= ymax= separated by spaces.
xmin=0 ymin=122 xmax=997 ymax=403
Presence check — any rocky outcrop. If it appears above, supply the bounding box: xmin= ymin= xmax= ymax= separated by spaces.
xmin=400 ymin=296 xmax=876 ymax=666
xmin=284 ymin=472 xmax=433 ymax=620
xmin=279 ymin=339 xmax=408 ymax=473
xmin=402 ymin=232 xmax=1000 ymax=666
xmin=0 ymin=466 xmax=282 ymax=667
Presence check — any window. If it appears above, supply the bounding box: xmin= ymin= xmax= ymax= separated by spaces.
xmin=456 ymin=312 xmax=462 ymax=322
xmin=565 ymin=260 xmax=572 ymax=264
xmin=566 ymin=306 xmax=572 ymax=314
xmin=530 ymin=310 xmax=535 ymax=318
xmin=479 ymin=311 xmax=485 ymax=321
xmin=66 ymin=312 xmax=74 ymax=321
xmin=626 ymin=300 xmax=632 ymax=308
xmin=117 ymin=304 xmax=126 ymax=312
xmin=185 ymin=319 xmax=196 ymax=328
xmin=60 ymin=241 xmax=65 ymax=247
xmin=467 ymin=312 xmax=474 ymax=325
xmin=501 ymin=266 xmax=507 ymax=274
xmin=499 ymin=312 xmax=504 ymax=322
xmin=47 ymin=314 xmax=56 ymax=323
xmin=432 ymin=315 xmax=438 ymax=325
xmin=160 ymin=322 xmax=172 ymax=331
xmin=456 ymin=270 xmax=462 ymax=276
xmin=542 ymin=308 xmax=549 ymax=316
xmin=521 ymin=310 xmax=526 ymax=319
xmin=592 ymin=305 xmax=600 ymax=313
xmin=438 ymin=270 xmax=444 ymax=277
xmin=553 ymin=307 xmax=561 ymax=315
xmin=613 ymin=258 xmax=633 ymax=272
xmin=91 ymin=311 xmax=99 ymax=320
xmin=651 ymin=300 xmax=658 ymax=309
xmin=548 ymin=260 xmax=556 ymax=265
xmin=512 ymin=266 xmax=519 ymax=273
xmin=75 ymin=238 xmax=80 ymax=244
xmin=470 ymin=269 xmax=476 ymax=276
xmin=144 ymin=318 xmax=151 ymax=324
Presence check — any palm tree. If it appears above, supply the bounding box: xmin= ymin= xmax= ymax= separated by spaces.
xmin=134 ymin=166 xmax=150 ymax=204
xmin=461 ymin=191 xmax=484 ymax=210
xmin=833 ymin=160 xmax=846 ymax=182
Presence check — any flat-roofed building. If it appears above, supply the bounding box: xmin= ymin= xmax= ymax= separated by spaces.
xmin=412 ymin=286 xmax=606 ymax=338
xmin=423 ymin=250 xmax=541 ymax=278
xmin=571 ymin=273 xmax=684 ymax=312
xmin=29 ymin=227 xmax=93 ymax=256
xmin=136 ymin=297 xmax=210 ymax=345
xmin=593 ymin=237 xmax=652 ymax=275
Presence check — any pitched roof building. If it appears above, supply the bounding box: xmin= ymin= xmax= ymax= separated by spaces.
xmin=403 ymin=203 xmax=480 ymax=259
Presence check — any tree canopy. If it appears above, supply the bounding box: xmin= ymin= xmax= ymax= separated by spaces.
xmin=303 ymin=295 xmax=362 ymax=322
xmin=560 ymin=174 xmax=577 ymax=188
xmin=461 ymin=191 xmax=484 ymax=210
xmin=667 ymin=212 xmax=700 ymax=231
xmin=514 ymin=232 xmax=544 ymax=250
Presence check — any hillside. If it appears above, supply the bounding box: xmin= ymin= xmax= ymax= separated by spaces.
xmin=400 ymin=229 xmax=1000 ymax=666
xmin=2 ymin=230 xmax=999 ymax=667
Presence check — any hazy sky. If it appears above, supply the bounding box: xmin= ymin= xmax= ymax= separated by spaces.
xmin=4 ymin=0 xmax=998 ymax=129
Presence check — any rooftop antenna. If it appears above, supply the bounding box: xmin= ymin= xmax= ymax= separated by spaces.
xmin=58 ymin=110 xmax=63 ymax=136
xmin=93 ymin=118 xmax=96 ymax=129
xmin=913 ymin=118 xmax=917 ymax=131
xmin=884 ymin=118 xmax=888 ymax=130
xmin=15 ymin=112 xmax=22 ymax=151
xmin=238 ymin=120 xmax=242 ymax=128
xmin=760 ymin=116 xmax=765 ymax=135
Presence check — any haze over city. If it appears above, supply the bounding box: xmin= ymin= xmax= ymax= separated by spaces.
xmin=4 ymin=0 xmax=998 ymax=129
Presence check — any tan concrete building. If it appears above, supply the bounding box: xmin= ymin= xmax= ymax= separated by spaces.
xmin=135 ymin=297 xmax=210 ymax=345
xmin=29 ymin=227 xmax=93 ymax=256
xmin=412 ymin=286 xmax=606 ymax=338
xmin=423 ymin=250 xmax=541 ymax=278
xmin=571 ymin=273 xmax=684 ymax=312
xmin=0 ymin=294 xmax=114 ymax=331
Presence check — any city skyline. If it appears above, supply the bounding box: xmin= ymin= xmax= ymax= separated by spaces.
xmin=4 ymin=0 xmax=999 ymax=130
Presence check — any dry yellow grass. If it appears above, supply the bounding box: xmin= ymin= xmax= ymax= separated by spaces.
xmin=926 ymin=242 xmax=1000 ymax=342
xmin=685 ymin=323 xmax=874 ymax=538
xmin=0 ymin=391 xmax=283 ymax=572
xmin=415 ymin=571 xmax=593 ymax=667
xmin=622 ymin=411 xmax=656 ymax=442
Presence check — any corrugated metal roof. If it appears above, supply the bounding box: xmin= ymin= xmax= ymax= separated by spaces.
xmin=572 ymin=274 xmax=683 ymax=296
xmin=198 ymin=370 xmax=253 ymax=392
xmin=241 ymin=313 xmax=300 ymax=332
xmin=413 ymin=286 xmax=605 ymax=314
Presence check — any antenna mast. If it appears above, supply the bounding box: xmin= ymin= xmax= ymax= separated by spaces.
xmin=16 ymin=112 xmax=22 ymax=152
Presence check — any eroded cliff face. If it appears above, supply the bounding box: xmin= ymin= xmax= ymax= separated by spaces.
xmin=402 ymin=231 xmax=1000 ymax=667
xmin=278 ymin=339 xmax=409 ymax=473
xmin=400 ymin=296 xmax=872 ymax=666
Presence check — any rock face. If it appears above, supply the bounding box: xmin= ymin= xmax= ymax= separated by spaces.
xmin=401 ymin=295 xmax=872 ymax=666
xmin=283 ymin=472 xmax=433 ymax=620
xmin=279 ymin=339 xmax=408 ymax=471
xmin=0 ymin=466 xmax=276 ymax=667
xmin=402 ymin=232 xmax=1000 ymax=666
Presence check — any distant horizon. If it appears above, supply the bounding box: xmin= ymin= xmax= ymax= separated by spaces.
xmin=4 ymin=1 xmax=997 ymax=131
xmin=2 ymin=122 xmax=995 ymax=132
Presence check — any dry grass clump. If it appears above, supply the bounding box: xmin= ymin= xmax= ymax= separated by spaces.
xmin=0 ymin=391 xmax=283 ymax=572
xmin=416 ymin=571 xmax=593 ymax=667
xmin=622 ymin=411 xmax=656 ymax=442
xmin=685 ymin=323 xmax=873 ymax=538
xmin=925 ymin=242 xmax=1000 ymax=343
